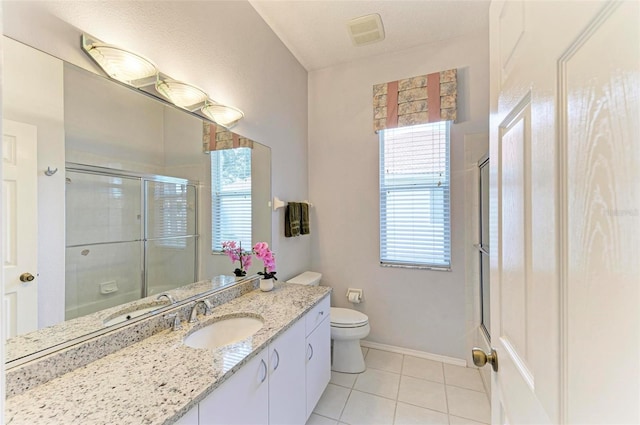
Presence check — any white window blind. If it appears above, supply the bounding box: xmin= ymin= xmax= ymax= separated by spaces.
xmin=211 ymin=147 xmax=252 ymax=252
xmin=150 ymin=182 xmax=191 ymax=248
xmin=379 ymin=121 xmax=451 ymax=269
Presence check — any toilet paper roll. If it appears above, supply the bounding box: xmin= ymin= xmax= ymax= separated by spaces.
xmin=348 ymin=293 xmax=361 ymax=303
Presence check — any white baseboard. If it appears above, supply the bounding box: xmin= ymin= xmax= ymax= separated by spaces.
xmin=359 ymin=340 xmax=467 ymax=367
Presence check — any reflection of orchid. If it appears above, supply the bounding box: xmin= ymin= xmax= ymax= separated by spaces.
xmin=222 ymin=241 xmax=252 ymax=276
xmin=253 ymin=242 xmax=277 ymax=280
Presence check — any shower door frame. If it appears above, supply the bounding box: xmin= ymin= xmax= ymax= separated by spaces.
xmin=477 ymin=154 xmax=490 ymax=341
xmin=66 ymin=162 xmax=199 ymax=303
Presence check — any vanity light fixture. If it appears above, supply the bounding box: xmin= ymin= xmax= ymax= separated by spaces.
xmin=81 ymin=33 xmax=244 ymax=128
xmin=201 ymin=101 xmax=245 ymax=128
xmin=155 ymin=76 xmax=208 ymax=110
xmin=81 ymin=34 xmax=158 ymax=87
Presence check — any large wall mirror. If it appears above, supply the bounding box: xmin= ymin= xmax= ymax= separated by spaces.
xmin=2 ymin=37 xmax=271 ymax=364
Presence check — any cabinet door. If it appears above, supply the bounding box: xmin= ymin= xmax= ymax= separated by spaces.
xmin=174 ymin=405 xmax=199 ymax=425
xmin=305 ymin=318 xmax=331 ymax=419
xmin=269 ymin=318 xmax=306 ymax=425
xmin=199 ymin=349 xmax=269 ymax=425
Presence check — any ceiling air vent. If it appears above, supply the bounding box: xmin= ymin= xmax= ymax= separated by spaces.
xmin=347 ymin=13 xmax=385 ymax=47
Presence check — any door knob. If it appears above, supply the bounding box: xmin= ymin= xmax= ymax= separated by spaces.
xmin=19 ymin=272 xmax=35 ymax=282
xmin=472 ymin=347 xmax=498 ymax=372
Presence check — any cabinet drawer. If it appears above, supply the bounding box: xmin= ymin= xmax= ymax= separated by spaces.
xmin=306 ymin=296 xmax=330 ymax=336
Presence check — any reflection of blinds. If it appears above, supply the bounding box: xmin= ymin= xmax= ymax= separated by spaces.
xmin=379 ymin=121 xmax=451 ymax=268
xmin=211 ymin=148 xmax=252 ymax=251
xmin=151 ymin=182 xmax=188 ymax=248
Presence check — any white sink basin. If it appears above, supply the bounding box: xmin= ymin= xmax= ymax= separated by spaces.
xmin=184 ymin=316 xmax=263 ymax=350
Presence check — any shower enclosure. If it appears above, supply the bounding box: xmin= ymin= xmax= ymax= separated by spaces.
xmin=65 ymin=163 xmax=198 ymax=320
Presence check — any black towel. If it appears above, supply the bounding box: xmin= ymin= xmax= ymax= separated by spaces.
xmin=300 ymin=202 xmax=310 ymax=235
xmin=285 ymin=202 xmax=301 ymax=237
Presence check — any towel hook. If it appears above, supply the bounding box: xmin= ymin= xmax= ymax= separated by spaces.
xmin=44 ymin=166 xmax=58 ymax=176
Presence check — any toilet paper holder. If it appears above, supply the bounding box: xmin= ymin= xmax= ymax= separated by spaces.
xmin=346 ymin=288 xmax=363 ymax=303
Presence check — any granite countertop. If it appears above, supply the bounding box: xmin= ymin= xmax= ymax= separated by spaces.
xmin=5 ymin=283 xmax=331 ymax=425
xmin=6 ymin=275 xmax=243 ymax=363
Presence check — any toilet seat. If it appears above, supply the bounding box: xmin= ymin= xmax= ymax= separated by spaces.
xmin=330 ymin=307 xmax=369 ymax=328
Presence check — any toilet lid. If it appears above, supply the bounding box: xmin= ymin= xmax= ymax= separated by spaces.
xmin=330 ymin=307 xmax=368 ymax=327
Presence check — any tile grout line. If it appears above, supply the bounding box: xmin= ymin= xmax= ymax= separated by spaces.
xmin=368 ymin=361 xmax=488 ymax=394
xmin=446 ymin=382 xmax=489 ymax=394
xmin=337 ymin=382 xmax=354 ymax=424
xmin=391 ymin=354 xmax=405 ymax=425
xmin=374 ymin=365 xmax=487 ymax=393
xmin=311 ymin=412 xmax=340 ymax=423
xmin=445 ymin=383 xmax=492 ymax=425
xmin=336 ymin=347 xmax=369 ymax=423
xmin=442 ymin=361 xmax=453 ymax=424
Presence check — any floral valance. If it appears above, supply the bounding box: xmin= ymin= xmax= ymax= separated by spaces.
xmin=373 ymin=68 xmax=457 ymax=132
xmin=203 ymin=122 xmax=254 ymax=152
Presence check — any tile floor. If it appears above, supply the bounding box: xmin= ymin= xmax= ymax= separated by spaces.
xmin=306 ymin=347 xmax=490 ymax=425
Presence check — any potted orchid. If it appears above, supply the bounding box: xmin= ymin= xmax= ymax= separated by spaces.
xmin=253 ymin=242 xmax=277 ymax=292
xmin=221 ymin=241 xmax=252 ymax=277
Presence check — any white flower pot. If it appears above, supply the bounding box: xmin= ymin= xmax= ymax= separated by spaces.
xmin=260 ymin=278 xmax=274 ymax=292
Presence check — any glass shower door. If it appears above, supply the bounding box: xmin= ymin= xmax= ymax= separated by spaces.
xmin=65 ymin=171 xmax=143 ymax=320
xmin=145 ymin=181 xmax=197 ymax=296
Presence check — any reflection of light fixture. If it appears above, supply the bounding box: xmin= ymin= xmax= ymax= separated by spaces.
xmin=81 ymin=33 xmax=244 ymax=127
xmin=81 ymin=34 xmax=158 ymax=87
xmin=155 ymin=77 xmax=208 ymax=110
xmin=201 ymin=101 xmax=245 ymax=128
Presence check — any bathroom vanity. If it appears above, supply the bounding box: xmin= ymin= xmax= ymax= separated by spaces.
xmin=5 ymin=280 xmax=331 ymax=424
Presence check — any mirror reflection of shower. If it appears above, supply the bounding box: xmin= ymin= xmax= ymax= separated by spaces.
xmin=478 ymin=156 xmax=490 ymax=339
xmin=65 ymin=164 xmax=198 ymax=320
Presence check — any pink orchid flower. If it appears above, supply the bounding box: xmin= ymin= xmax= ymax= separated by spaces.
xmin=253 ymin=242 xmax=276 ymax=274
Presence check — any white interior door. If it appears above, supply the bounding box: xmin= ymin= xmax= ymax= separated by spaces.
xmin=2 ymin=119 xmax=38 ymax=338
xmin=488 ymin=1 xmax=639 ymax=423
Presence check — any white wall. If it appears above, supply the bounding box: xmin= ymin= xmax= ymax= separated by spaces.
xmin=308 ymin=30 xmax=489 ymax=359
xmin=64 ymin=63 xmax=166 ymax=173
xmin=2 ymin=0 xmax=310 ymax=281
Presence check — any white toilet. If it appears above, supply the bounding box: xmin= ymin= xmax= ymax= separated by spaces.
xmin=287 ymin=271 xmax=370 ymax=374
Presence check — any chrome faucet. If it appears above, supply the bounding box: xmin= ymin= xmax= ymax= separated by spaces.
xmin=189 ymin=299 xmax=213 ymax=323
xmin=166 ymin=312 xmax=182 ymax=331
xmin=157 ymin=293 xmax=176 ymax=304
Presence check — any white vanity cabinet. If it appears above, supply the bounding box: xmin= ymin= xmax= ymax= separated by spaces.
xmin=175 ymin=296 xmax=330 ymax=425
xmin=198 ymin=347 xmax=269 ymax=425
xmin=174 ymin=404 xmax=199 ymax=425
xmin=268 ymin=318 xmax=307 ymax=424
xmin=304 ymin=297 xmax=331 ymax=419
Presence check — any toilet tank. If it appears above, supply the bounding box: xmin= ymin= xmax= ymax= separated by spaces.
xmin=287 ymin=271 xmax=322 ymax=286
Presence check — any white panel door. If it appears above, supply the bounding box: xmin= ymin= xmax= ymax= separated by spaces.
xmin=488 ymin=1 xmax=639 ymax=423
xmin=2 ymin=119 xmax=38 ymax=338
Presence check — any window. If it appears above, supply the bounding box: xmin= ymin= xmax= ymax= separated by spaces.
xmin=211 ymin=148 xmax=252 ymax=252
xmin=150 ymin=181 xmax=191 ymax=248
xmin=379 ymin=121 xmax=451 ymax=269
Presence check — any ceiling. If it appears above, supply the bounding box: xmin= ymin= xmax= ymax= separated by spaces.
xmin=249 ymin=0 xmax=490 ymax=71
